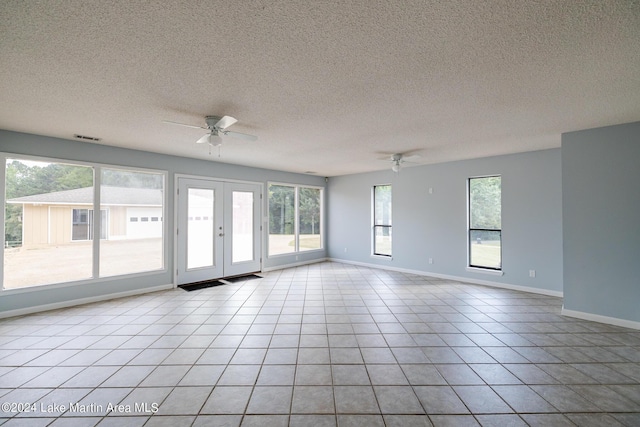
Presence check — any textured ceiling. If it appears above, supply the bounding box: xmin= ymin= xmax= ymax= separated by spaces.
xmin=1 ymin=1 xmax=639 ymax=176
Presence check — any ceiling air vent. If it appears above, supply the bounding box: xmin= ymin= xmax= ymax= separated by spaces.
xmin=74 ymin=134 xmax=101 ymax=142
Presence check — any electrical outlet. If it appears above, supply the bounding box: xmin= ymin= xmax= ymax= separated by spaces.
xmin=529 ymin=270 xmax=536 ymax=278
xmin=428 ymin=258 xmax=433 ymax=264
xmin=344 ymin=247 xmax=348 ymax=253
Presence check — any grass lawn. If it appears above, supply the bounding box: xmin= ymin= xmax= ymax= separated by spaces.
xmin=470 ymin=240 xmax=501 ymax=269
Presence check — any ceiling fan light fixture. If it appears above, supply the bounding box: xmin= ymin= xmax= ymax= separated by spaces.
xmin=391 ymin=160 xmax=401 ymax=173
xmin=197 ymin=131 xmax=223 ymax=146
xmin=208 ymin=132 xmax=223 ymax=147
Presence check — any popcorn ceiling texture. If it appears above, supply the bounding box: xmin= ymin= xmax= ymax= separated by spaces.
xmin=1 ymin=1 xmax=638 ymax=175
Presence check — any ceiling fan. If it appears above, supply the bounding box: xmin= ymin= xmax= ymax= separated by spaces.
xmin=385 ymin=153 xmax=421 ymax=172
xmin=163 ymin=115 xmax=258 ymax=147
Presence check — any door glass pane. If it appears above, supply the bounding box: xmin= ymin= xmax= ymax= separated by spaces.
xmin=72 ymin=209 xmax=90 ymax=240
xmin=4 ymin=158 xmax=94 ymax=289
xmin=268 ymin=184 xmax=296 ymax=255
xmin=299 ymin=187 xmax=321 ymax=251
xmin=99 ymin=168 xmax=164 ymax=277
xmin=187 ymin=188 xmax=214 ymax=269
xmin=232 ymin=191 xmax=254 ymax=263
xmin=100 ymin=210 xmax=108 ymax=240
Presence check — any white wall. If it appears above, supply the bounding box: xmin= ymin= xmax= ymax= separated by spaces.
xmin=328 ymin=149 xmax=564 ymax=295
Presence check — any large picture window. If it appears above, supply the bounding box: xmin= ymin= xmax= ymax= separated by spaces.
xmin=4 ymin=159 xmax=94 ymax=288
xmin=373 ymin=184 xmax=392 ymax=257
xmin=268 ymin=183 xmax=323 ymax=256
xmin=3 ymin=157 xmax=165 ymax=290
xmin=99 ymin=168 xmax=164 ymax=278
xmin=468 ymin=176 xmax=502 ymax=270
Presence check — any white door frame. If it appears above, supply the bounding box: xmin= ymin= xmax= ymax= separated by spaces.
xmin=174 ymin=174 xmax=263 ymax=286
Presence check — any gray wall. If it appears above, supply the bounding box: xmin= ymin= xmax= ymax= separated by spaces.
xmin=0 ymin=130 xmax=326 ymax=314
xmin=328 ymin=149 xmax=563 ymax=294
xmin=562 ymin=121 xmax=640 ymax=323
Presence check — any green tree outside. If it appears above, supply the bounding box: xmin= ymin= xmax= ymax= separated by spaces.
xmin=469 ymin=176 xmax=501 ymax=230
xmin=5 ymin=160 xmax=94 ymax=245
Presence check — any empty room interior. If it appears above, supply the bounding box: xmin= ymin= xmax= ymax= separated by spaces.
xmin=1 ymin=1 xmax=639 ymax=426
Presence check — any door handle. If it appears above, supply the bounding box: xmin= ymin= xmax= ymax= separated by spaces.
xmin=219 ymin=233 xmax=225 ymax=237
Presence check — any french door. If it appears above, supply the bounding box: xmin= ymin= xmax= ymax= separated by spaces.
xmin=176 ymin=177 xmax=261 ymax=285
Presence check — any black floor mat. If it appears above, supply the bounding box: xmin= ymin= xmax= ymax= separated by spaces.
xmin=223 ymin=274 xmax=262 ymax=283
xmin=179 ymin=280 xmax=225 ymax=292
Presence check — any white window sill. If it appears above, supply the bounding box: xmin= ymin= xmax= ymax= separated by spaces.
xmin=466 ymin=267 xmax=504 ymax=276
xmin=371 ymin=254 xmax=393 ymax=261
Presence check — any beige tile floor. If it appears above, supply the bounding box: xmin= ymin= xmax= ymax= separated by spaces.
xmin=0 ymin=262 xmax=639 ymax=426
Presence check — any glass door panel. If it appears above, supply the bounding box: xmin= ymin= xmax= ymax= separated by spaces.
xmin=176 ymin=178 xmax=223 ymax=285
xmin=187 ymin=188 xmax=215 ymax=269
xmin=223 ymin=182 xmax=261 ymax=277
xmin=232 ymin=191 xmax=254 ymax=263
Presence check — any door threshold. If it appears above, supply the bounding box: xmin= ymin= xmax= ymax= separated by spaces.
xmin=178 ymin=272 xmax=262 ymax=291
xmin=221 ymin=272 xmax=263 ymax=283
xmin=178 ymin=279 xmax=226 ymax=292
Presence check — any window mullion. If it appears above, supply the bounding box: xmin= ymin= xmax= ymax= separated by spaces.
xmin=295 ymin=186 xmax=300 ymax=252
xmin=0 ymin=156 xmax=5 ymax=289
xmin=92 ymin=166 xmax=101 ymax=279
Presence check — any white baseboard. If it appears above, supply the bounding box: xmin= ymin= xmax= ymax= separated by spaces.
xmin=0 ymin=283 xmax=174 ymax=319
xmin=329 ymin=259 xmax=640 ymax=330
xmin=262 ymin=258 xmax=328 ymax=273
xmin=561 ymin=307 xmax=640 ymax=331
xmin=327 ymin=258 xmax=563 ymax=298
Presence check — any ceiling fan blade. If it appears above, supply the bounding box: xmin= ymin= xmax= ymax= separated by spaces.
xmin=162 ymin=120 xmax=207 ymax=130
xmin=215 ymin=115 xmax=238 ymax=130
xmin=402 ymin=154 xmax=422 ymax=162
xmin=196 ymin=133 xmax=211 ymax=144
xmin=223 ymin=130 xmax=258 ymax=142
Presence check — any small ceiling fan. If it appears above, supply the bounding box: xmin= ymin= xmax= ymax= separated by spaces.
xmin=163 ymin=115 xmax=258 ymax=147
xmin=385 ymin=153 xmax=421 ymax=172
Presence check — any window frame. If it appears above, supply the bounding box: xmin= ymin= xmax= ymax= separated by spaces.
xmin=1 ymin=153 xmax=167 ymax=293
xmin=267 ymin=182 xmax=324 ymax=257
xmin=467 ymin=175 xmax=502 ymax=272
xmin=372 ymin=184 xmax=392 ymax=258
